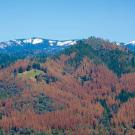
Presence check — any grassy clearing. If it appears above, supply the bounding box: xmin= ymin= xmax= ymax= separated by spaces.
xmin=18 ymin=69 xmax=44 ymax=79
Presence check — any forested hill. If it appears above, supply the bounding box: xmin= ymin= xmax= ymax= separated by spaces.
xmin=57 ymin=37 xmax=135 ymax=76
xmin=0 ymin=37 xmax=135 ymax=134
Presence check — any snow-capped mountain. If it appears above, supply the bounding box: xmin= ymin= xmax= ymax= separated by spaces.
xmin=115 ymin=40 xmax=135 ymax=51
xmin=122 ymin=40 xmax=135 ymax=51
xmin=125 ymin=41 xmax=135 ymax=46
xmin=0 ymin=37 xmax=77 ymax=49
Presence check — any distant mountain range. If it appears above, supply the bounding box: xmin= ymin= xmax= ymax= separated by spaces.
xmin=123 ymin=41 xmax=135 ymax=51
xmin=0 ymin=37 xmax=135 ymax=68
xmin=115 ymin=40 xmax=135 ymax=51
xmin=1 ymin=37 xmax=135 ymax=52
xmin=0 ymin=37 xmax=77 ymax=67
xmin=0 ymin=37 xmax=76 ymax=49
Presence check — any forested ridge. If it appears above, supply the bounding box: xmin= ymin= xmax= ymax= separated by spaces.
xmin=0 ymin=37 xmax=135 ymax=135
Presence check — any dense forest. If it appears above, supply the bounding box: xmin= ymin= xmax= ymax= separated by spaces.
xmin=0 ymin=37 xmax=135 ymax=135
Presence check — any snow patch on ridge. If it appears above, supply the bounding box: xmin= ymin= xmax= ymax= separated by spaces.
xmin=23 ymin=38 xmax=43 ymax=44
xmin=57 ymin=40 xmax=76 ymax=46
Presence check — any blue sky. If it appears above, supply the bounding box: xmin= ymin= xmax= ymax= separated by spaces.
xmin=0 ymin=0 xmax=135 ymax=42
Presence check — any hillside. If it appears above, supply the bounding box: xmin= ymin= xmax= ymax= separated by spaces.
xmin=0 ymin=37 xmax=135 ymax=135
